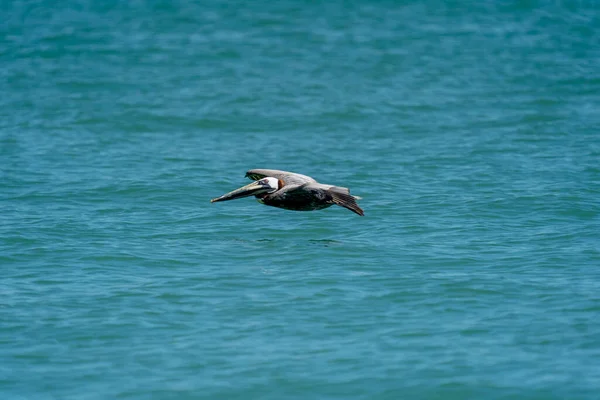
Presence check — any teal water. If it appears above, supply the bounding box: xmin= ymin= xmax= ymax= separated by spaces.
xmin=2 ymin=1 xmax=600 ymax=399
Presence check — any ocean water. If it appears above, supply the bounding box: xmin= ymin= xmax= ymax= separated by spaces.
xmin=1 ymin=0 xmax=599 ymax=399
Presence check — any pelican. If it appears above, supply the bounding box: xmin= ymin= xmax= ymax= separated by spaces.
xmin=211 ymin=169 xmax=364 ymax=216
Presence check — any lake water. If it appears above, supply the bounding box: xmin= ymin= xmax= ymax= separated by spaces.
xmin=2 ymin=1 xmax=599 ymax=399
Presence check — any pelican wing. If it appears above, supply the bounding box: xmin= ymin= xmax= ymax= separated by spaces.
xmin=245 ymin=169 xmax=317 ymax=186
xmin=327 ymin=186 xmax=365 ymax=216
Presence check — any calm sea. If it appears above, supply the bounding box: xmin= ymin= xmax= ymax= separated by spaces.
xmin=2 ymin=1 xmax=599 ymax=399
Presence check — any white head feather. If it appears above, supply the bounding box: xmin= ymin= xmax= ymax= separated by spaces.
xmin=261 ymin=177 xmax=280 ymax=193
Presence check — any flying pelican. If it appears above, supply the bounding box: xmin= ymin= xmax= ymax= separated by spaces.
xmin=210 ymin=169 xmax=364 ymax=216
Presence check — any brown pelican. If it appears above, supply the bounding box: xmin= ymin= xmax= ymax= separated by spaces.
xmin=211 ymin=169 xmax=364 ymax=216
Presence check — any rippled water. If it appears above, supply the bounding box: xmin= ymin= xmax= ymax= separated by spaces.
xmin=2 ymin=1 xmax=599 ymax=399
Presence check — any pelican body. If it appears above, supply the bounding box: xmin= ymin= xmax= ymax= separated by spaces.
xmin=211 ymin=169 xmax=364 ymax=216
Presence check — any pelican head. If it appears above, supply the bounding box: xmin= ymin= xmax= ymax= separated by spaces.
xmin=211 ymin=177 xmax=279 ymax=203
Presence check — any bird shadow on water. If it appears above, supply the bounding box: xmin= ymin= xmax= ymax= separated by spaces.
xmin=226 ymin=237 xmax=344 ymax=248
xmin=308 ymin=239 xmax=343 ymax=247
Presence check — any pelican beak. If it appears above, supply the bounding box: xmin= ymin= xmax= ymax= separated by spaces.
xmin=210 ymin=181 xmax=268 ymax=203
